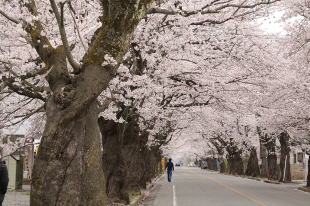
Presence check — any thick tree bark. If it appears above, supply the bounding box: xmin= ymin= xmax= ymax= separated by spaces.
xmin=210 ymin=139 xmax=225 ymax=173
xmin=99 ymin=114 xmax=162 ymax=204
xmin=31 ymin=101 xmax=107 ymax=206
xmin=31 ymin=47 xmax=114 ymax=205
xmin=267 ymin=154 xmax=278 ymax=180
xmin=260 ymin=139 xmax=269 ymax=177
xmin=30 ymin=1 xmax=154 ymax=205
xmin=226 ymin=141 xmax=244 ymax=175
xmin=279 ymin=132 xmax=291 ymax=182
xmin=98 ymin=118 xmax=127 ymax=203
xmin=219 ymin=157 xmax=227 ymax=173
xmin=265 ymin=137 xmax=278 ymax=180
xmin=227 ymin=152 xmax=244 ymax=175
xmin=206 ymin=158 xmax=218 ymax=171
xmin=245 ymin=148 xmax=260 ymax=177
xmin=138 ymin=146 xmax=161 ymax=187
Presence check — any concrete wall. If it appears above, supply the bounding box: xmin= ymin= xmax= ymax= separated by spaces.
xmin=3 ymin=156 xmax=17 ymax=190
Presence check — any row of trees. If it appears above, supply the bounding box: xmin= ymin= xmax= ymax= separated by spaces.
xmin=196 ymin=119 xmax=296 ymax=182
xmin=1 ymin=0 xmax=310 ymax=205
xmin=149 ymin=0 xmax=310 ymax=188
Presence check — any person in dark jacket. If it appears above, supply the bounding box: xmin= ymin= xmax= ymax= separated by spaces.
xmin=165 ymin=158 xmax=174 ymax=182
xmin=0 ymin=160 xmax=9 ymax=206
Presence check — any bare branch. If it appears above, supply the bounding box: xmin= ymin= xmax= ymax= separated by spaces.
xmin=147 ymin=0 xmax=280 ymax=17
xmin=0 ymin=10 xmax=20 ymax=24
xmin=147 ymin=8 xmax=178 ymax=15
xmin=165 ymin=96 xmax=214 ymax=108
xmin=49 ymin=0 xmax=81 ymax=73
xmin=68 ymin=2 xmax=87 ymax=52
xmin=1 ymin=143 xmax=34 ymax=159
xmin=1 ymin=61 xmax=48 ymax=96
xmin=20 ymin=66 xmax=51 ymax=80
xmin=3 ymin=106 xmax=45 ymax=128
xmin=2 ymin=76 xmax=46 ymax=101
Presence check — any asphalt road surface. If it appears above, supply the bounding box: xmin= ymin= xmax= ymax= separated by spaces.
xmin=142 ymin=167 xmax=310 ymax=206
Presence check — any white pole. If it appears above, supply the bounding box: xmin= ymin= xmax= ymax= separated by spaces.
xmin=305 ymin=154 xmax=309 ymax=181
xmin=283 ymin=155 xmax=287 ymax=182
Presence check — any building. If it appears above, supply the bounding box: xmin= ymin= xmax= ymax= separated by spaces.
xmin=1 ymin=134 xmax=36 ymax=188
xmin=2 ymin=153 xmax=23 ymax=190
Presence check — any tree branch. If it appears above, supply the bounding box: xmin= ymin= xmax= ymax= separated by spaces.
xmin=2 ymin=76 xmax=46 ymax=101
xmin=49 ymin=0 xmax=81 ymax=73
xmin=1 ymin=61 xmax=48 ymax=96
xmin=0 ymin=5 xmax=55 ymax=65
xmin=4 ymin=106 xmax=45 ymax=128
xmin=167 ymin=96 xmax=214 ymax=108
xmin=147 ymin=8 xmax=178 ymax=15
xmin=83 ymin=0 xmax=153 ymax=66
xmin=68 ymin=2 xmax=87 ymax=52
xmin=0 ymin=10 xmax=20 ymax=24
xmin=147 ymin=0 xmax=280 ymax=17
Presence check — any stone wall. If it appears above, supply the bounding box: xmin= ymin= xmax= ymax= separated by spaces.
xmin=291 ymin=164 xmax=305 ymax=180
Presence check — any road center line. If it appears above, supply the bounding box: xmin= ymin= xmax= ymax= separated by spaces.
xmin=173 ymin=184 xmax=177 ymax=206
xmin=193 ymin=172 xmax=270 ymax=206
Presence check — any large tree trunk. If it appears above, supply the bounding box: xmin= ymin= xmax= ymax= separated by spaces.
xmin=138 ymin=146 xmax=161 ymax=188
xmin=260 ymin=140 xmax=269 ymax=177
xmin=31 ymin=102 xmax=107 ymax=206
xmin=31 ymin=0 xmax=152 ymax=206
xmin=99 ymin=114 xmax=161 ymax=204
xmin=98 ymin=118 xmax=128 ymax=203
xmin=245 ymin=148 xmax=260 ymax=177
xmin=210 ymin=139 xmax=226 ymax=173
xmin=228 ymin=152 xmax=244 ymax=175
xmin=206 ymin=158 xmax=218 ymax=171
xmin=31 ymin=50 xmax=113 ymax=206
xmin=266 ymin=137 xmax=278 ymax=180
xmin=219 ymin=157 xmax=227 ymax=173
xmin=121 ymin=133 xmax=149 ymax=198
xmin=30 ymin=1 xmax=154 ymax=205
xmin=279 ymin=132 xmax=291 ymax=182
xmin=267 ymin=154 xmax=278 ymax=180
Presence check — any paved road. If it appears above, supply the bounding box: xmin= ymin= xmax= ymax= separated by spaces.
xmin=3 ymin=191 xmax=29 ymax=206
xmin=3 ymin=185 xmax=30 ymax=206
xmin=142 ymin=167 xmax=310 ymax=206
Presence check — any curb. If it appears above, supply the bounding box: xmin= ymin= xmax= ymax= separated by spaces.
xmin=129 ymin=186 xmax=152 ymax=206
xmin=263 ymin=180 xmax=281 ymax=184
xmin=298 ymin=187 xmax=310 ymax=193
xmin=129 ymin=174 xmax=164 ymax=206
xmin=246 ymin=176 xmax=262 ymax=181
xmin=129 ymin=192 xmax=146 ymax=206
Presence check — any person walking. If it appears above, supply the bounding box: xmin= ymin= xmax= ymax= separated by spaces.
xmin=0 ymin=161 xmax=9 ymax=206
xmin=165 ymin=158 xmax=174 ymax=182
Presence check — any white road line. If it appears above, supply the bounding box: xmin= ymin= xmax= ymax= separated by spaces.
xmin=173 ymin=184 xmax=177 ymax=206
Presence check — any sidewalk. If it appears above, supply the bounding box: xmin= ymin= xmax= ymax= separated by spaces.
xmin=3 ymin=185 xmax=30 ymax=206
xmin=2 ymin=178 xmax=164 ymax=206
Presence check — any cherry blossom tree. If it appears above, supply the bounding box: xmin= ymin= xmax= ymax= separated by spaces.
xmin=1 ymin=0 xmax=154 ymax=205
xmin=0 ymin=0 xmax=284 ymax=205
